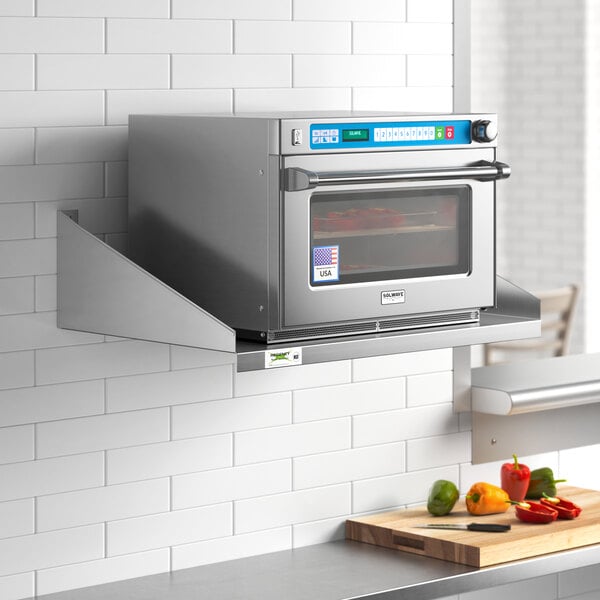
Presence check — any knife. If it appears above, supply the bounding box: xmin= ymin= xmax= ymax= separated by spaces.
xmin=415 ymin=523 xmax=511 ymax=532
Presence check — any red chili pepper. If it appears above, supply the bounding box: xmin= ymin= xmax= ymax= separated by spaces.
xmin=514 ymin=501 xmax=558 ymax=524
xmin=501 ymin=454 xmax=531 ymax=502
xmin=540 ymin=494 xmax=582 ymax=519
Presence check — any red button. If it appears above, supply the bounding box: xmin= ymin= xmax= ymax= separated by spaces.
xmin=445 ymin=126 xmax=454 ymax=140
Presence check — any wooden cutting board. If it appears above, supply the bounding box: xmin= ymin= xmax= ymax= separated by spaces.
xmin=346 ymin=486 xmax=600 ymax=567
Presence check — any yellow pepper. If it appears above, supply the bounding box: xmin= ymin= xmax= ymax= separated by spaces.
xmin=465 ymin=482 xmax=510 ymax=515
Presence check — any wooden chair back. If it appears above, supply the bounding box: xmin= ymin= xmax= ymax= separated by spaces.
xmin=484 ymin=284 xmax=579 ymax=365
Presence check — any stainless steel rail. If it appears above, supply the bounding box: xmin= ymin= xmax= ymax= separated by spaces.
xmin=471 ymin=353 xmax=600 ymax=463
xmin=285 ymin=161 xmax=511 ymax=191
xmin=471 ymin=353 xmax=600 ymax=415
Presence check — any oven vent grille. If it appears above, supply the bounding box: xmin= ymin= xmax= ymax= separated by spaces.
xmin=268 ymin=322 xmax=378 ymax=342
xmin=378 ymin=310 xmax=479 ymax=330
xmin=268 ymin=310 xmax=480 ymax=343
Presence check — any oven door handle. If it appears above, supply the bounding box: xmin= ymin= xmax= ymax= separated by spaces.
xmin=284 ymin=161 xmax=511 ymax=191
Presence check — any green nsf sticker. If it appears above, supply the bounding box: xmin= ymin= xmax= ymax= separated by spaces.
xmin=265 ymin=347 xmax=303 ymax=369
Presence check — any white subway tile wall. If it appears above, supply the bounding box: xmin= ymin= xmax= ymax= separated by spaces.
xmin=0 ymin=3 xmax=598 ymax=600
xmin=106 ymin=503 xmax=232 ymax=556
xmin=0 ymin=204 xmax=34 ymax=241
xmin=0 ymin=573 xmax=34 ymax=600
xmin=0 ymin=55 xmax=34 ymax=91
xmin=171 ymin=527 xmax=291 ymax=571
xmin=0 ymin=424 xmax=34 ymax=464
xmin=353 ymin=22 xmax=452 ymax=54
xmin=0 ymin=499 xmax=34 ymax=539
xmin=36 ymin=550 xmax=170 ymax=597
xmin=0 ymin=277 xmax=34 ymax=314
xmin=36 ymin=0 xmax=168 ymax=19
xmin=36 ymin=479 xmax=170 ymax=532
xmin=0 ymin=525 xmax=104 ymax=577
xmin=0 ymin=129 xmax=35 ymax=164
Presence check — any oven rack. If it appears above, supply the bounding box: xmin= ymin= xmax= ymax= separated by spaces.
xmin=313 ymin=224 xmax=455 ymax=239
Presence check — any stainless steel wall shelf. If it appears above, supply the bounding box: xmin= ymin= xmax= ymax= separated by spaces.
xmin=472 ymin=353 xmax=600 ymax=415
xmin=57 ymin=211 xmax=540 ymax=372
xmin=471 ymin=353 xmax=600 ymax=463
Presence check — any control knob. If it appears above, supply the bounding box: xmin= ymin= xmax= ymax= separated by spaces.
xmin=472 ymin=119 xmax=498 ymax=143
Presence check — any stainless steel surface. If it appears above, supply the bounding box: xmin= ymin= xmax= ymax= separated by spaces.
xmin=283 ymin=148 xmax=496 ymax=331
xmin=284 ymin=161 xmax=511 ymax=191
xmin=264 ymin=310 xmax=481 ymax=344
xmin=468 ymin=302 xmax=600 ymax=463
xmin=453 ymin=346 xmax=473 ymax=412
xmin=236 ymin=276 xmax=540 ymax=371
xmin=472 ymin=402 xmax=600 ymax=463
xmin=472 ymin=353 xmax=600 ymax=415
xmin=31 ymin=539 xmax=600 ymax=600
xmin=128 ymin=114 xmax=275 ymax=336
xmin=128 ymin=113 xmax=505 ymax=344
xmin=472 ymin=346 xmax=600 ymax=464
xmin=56 ymin=211 xmax=236 ymax=354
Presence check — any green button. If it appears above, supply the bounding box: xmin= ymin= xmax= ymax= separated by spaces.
xmin=435 ymin=126 xmax=444 ymax=140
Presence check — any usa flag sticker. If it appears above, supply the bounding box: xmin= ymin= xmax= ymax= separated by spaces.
xmin=312 ymin=245 xmax=339 ymax=283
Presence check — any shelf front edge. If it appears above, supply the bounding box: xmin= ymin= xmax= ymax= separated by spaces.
xmin=57 ymin=211 xmax=236 ymax=354
xmin=236 ymin=277 xmax=541 ymax=371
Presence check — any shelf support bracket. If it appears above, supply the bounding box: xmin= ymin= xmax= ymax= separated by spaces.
xmin=57 ymin=210 xmax=236 ymax=354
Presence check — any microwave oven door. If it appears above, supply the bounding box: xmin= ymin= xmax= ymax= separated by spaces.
xmin=282 ymin=149 xmax=501 ymax=329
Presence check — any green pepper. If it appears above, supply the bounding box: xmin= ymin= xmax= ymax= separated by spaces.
xmin=427 ymin=479 xmax=459 ymax=516
xmin=526 ymin=467 xmax=567 ymax=499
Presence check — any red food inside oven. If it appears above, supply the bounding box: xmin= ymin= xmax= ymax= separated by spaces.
xmin=315 ymin=208 xmax=405 ymax=231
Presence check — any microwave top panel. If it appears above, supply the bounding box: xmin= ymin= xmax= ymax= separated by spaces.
xmin=151 ymin=112 xmax=498 ymax=156
xmin=277 ymin=112 xmax=498 ymax=155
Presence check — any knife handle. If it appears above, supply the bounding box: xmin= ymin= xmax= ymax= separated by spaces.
xmin=467 ymin=523 xmax=511 ymax=532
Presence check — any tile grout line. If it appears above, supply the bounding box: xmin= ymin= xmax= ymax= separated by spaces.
xmin=104 ymin=520 xmax=108 ymax=559
xmin=103 ymin=17 xmax=108 ymax=54
xmin=103 ymin=18 xmax=108 ymax=126
xmin=231 ymin=19 xmax=237 ymax=112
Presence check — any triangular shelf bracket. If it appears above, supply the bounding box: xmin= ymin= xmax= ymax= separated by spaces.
xmin=57 ymin=210 xmax=236 ymax=354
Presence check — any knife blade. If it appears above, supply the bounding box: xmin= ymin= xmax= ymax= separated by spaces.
xmin=415 ymin=522 xmax=511 ymax=532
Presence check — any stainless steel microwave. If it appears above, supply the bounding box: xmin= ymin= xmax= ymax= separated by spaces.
xmin=128 ymin=112 xmax=510 ymax=343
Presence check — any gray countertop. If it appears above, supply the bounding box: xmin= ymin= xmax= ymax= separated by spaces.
xmin=36 ymin=539 xmax=600 ymax=600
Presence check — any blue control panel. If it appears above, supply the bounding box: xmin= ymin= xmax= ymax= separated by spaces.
xmin=309 ymin=119 xmax=472 ymax=150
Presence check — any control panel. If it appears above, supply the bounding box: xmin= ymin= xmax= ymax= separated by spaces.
xmin=309 ymin=119 xmax=472 ymax=150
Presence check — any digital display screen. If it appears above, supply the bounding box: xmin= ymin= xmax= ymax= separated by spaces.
xmin=342 ymin=128 xmax=369 ymax=142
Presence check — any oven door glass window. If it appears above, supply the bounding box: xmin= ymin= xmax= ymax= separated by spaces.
xmin=310 ymin=186 xmax=471 ymax=285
